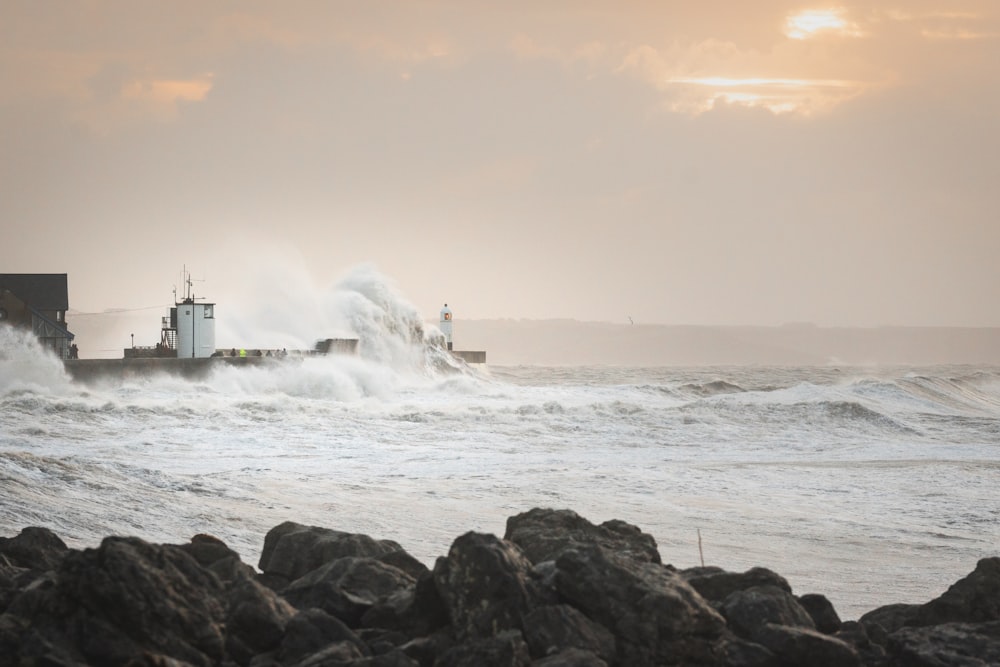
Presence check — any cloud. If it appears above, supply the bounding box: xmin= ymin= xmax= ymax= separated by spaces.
xmin=784 ymin=8 xmax=864 ymax=40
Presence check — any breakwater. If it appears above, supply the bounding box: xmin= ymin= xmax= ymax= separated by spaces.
xmin=1 ymin=508 xmax=996 ymax=666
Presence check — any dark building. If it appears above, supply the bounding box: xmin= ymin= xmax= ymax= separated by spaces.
xmin=0 ymin=274 xmax=76 ymax=359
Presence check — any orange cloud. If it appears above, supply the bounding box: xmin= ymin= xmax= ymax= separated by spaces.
xmin=784 ymin=8 xmax=864 ymax=40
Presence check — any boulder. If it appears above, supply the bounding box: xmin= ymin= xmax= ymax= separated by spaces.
xmin=224 ymin=564 xmax=296 ymax=665
xmin=282 ymin=556 xmax=416 ymax=627
xmin=434 ymin=629 xmax=531 ymax=667
xmin=521 ymin=604 xmax=616 ymax=662
xmin=278 ymin=608 xmax=369 ymax=665
xmin=258 ymin=522 xmax=406 ymax=586
xmin=720 ymin=585 xmax=815 ymax=641
xmin=554 ymin=544 xmax=726 ymax=665
xmin=887 ymin=620 xmax=1000 ymax=666
xmin=836 ymin=620 xmax=888 ymax=667
xmin=381 ymin=569 xmax=450 ymax=637
xmin=752 ymin=623 xmax=860 ymax=667
xmin=2 ymin=536 xmax=227 ymax=666
xmin=0 ymin=526 xmax=70 ymax=571
xmin=797 ymin=593 xmax=842 ymax=634
xmin=911 ymin=557 xmax=1000 ymax=626
xmin=682 ymin=566 xmax=792 ymax=603
xmin=432 ymin=532 xmax=539 ymax=641
xmin=859 ymin=603 xmax=921 ymax=640
xmin=532 ymin=646 xmax=608 ymax=666
xmin=504 ymin=508 xmax=661 ymax=565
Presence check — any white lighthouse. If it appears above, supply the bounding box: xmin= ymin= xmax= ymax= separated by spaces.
xmin=440 ymin=303 xmax=453 ymax=351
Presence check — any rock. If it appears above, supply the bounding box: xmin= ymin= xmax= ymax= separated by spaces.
xmin=0 ymin=526 xmax=70 ymax=571
xmin=911 ymin=557 xmax=1000 ymax=626
xmin=398 ymin=630 xmax=454 ymax=667
xmin=434 ymin=629 xmax=531 ymax=667
xmin=504 ymin=508 xmax=661 ymax=565
xmin=682 ymin=566 xmax=792 ymax=603
xmin=554 ymin=544 xmax=726 ymax=665
xmin=0 ymin=559 xmax=36 ymax=614
xmin=714 ymin=633 xmax=777 ymax=667
xmin=278 ymin=608 xmax=369 ymax=665
xmin=290 ymin=639 xmax=366 ymax=666
xmin=376 ymin=549 xmax=430 ymax=581
xmin=224 ymin=565 xmax=296 ymax=665
xmin=753 ymin=623 xmax=861 ymax=667
xmin=432 ymin=532 xmax=539 ymax=641
xmin=521 ymin=604 xmax=616 ymax=662
xmin=532 ymin=646 xmax=608 ymax=666
xmin=720 ymin=585 xmax=815 ymax=641
xmin=836 ymin=620 xmax=887 ymax=667
xmin=282 ymin=556 xmax=416 ymax=627
xmin=886 ymin=620 xmax=1000 ymax=666
xmin=2 ymin=536 xmax=227 ymax=666
xmin=798 ymin=593 xmax=842 ymax=634
xmin=258 ymin=522 xmax=406 ymax=586
xmin=394 ymin=569 xmax=451 ymax=637
xmin=859 ymin=603 xmax=921 ymax=640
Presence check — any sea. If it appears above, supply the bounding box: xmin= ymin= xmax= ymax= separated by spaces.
xmin=2 ymin=278 xmax=998 ymax=622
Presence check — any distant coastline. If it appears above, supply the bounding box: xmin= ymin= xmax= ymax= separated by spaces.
xmin=455 ymin=320 xmax=1000 ymax=366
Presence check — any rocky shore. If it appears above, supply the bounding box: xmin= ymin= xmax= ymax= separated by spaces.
xmin=1 ymin=508 xmax=997 ymax=666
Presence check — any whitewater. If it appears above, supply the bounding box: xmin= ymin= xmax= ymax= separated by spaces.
xmin=2 ymin=273 xmax=998 ymax=621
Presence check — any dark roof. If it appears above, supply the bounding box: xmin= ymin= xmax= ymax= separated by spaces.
xmin=0 ymin=274 xmax=69 ymax=310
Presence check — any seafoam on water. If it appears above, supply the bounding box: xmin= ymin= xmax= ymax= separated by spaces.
xmin=1 ymin=269 xmax=998 ymax=621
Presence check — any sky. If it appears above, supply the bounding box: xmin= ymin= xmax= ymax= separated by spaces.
xmin=3 ymin=1 xmax=999 ymax=331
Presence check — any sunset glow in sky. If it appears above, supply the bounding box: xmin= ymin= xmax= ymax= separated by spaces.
xmin=2 ymin=2 xmax=998 ymax=328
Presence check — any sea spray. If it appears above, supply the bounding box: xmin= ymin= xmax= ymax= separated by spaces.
xmin=217 ymin=262 xmax=462 ymax=376
xmin=0 ymin=326 xmax=72 ymax=396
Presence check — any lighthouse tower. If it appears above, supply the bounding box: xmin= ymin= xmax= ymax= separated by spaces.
xmin=440 ymin=304 xmax=453 ymax=351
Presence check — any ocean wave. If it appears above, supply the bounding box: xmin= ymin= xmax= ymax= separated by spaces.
xmin=678 ymin=380 xmax=745 ymax=397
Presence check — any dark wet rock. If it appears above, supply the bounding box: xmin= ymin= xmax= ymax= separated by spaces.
xmin=2 ymin=536 xmax=227 ymax=666
xmin=178 ymin=533 xmax=241 ymax=568
xmin=720 ymin=585 xmax=816 ymax=641
xmin=859 ymin=603 xmax=921 ymax=639
xmin=0 ymin=558 xmax=36 ymax=614
xmin=504 ymin=508 xmax=661 ymax=565
xmin=911 ymin=556 xmax=1000 ymax=626
xmin=886 ymin=620 xmax=1000 ymax=666
xmin=836 ymin=620 xmax=887 ymax=667
xmin=1 ymin=512 xmax=997 ymax=667
xmin=398 ymin=630 xmax=454 ymax=667
xmin=682 ymin=566 xmax=792 ymax=603
xmin=290 ymin=639 xmax=366 ymax=666
xmin=521 ymin=604 xmax=616 ymax=662
xmin=532 ymin=646 xmax=608 ymax=666
xmin=282 ymin=556 xmax=415 ymax=627
xmin=434 ymin=629 xmax=531 ymax=667
xmin=433 ymin=531 xmax=539 ymax=641
xmin=753 ymin=623 xmax=861 ymax=667
xmin=278 ymin=608 xmax=369 ymax=665
xmin=0 ymin=526 xmax=70 ymax=571
xmin=554 ymin=544 xmax=725 ymax=665
xmin=376 ymin=549 xmax=430 ymax=581
xmin=259 ymin=521 xmax=406 ymax=587
xmin=798 ymin=592 xmax=842 ymax=634
xmin=396 ymin=569 xmax=451 ymax=637
xmin=224 ymin=564 xmax=296 ymax=665
xmin=714 ymin=633 xmax=777 ymax=667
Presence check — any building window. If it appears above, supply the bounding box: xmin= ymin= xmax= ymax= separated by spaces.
xmin=204 ymin=305 xmax=214 ymax=318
